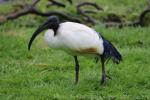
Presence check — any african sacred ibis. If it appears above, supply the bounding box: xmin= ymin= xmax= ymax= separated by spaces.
xmin=28 ymin=16 xmax=122 ymax=84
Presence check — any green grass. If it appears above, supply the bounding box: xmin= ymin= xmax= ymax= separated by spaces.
xmin=0 ymin=22 xmax=150 ymax=99
xmin=0 ymin=0 xmax=150 ymax=100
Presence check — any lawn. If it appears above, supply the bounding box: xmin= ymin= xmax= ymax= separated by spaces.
xmin=0 ymin=0 xmax=150 ymax=100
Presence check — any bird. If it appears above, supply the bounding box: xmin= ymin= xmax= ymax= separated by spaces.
xmin=28 ymin=16 xmax=122 ymax=85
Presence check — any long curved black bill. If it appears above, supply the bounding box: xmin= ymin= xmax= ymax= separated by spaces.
xmin=28 ymin=16 xmax=59 ymax=50
xmin=28 ymin=23 xmax=48 ymax=50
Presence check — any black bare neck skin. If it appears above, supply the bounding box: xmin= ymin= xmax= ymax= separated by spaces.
xmin=53 ymin=24 xmax=59 ymax=36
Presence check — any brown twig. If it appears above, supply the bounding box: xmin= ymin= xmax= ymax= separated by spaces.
xmin=32 ymin=9 xmax=81 ymax=22
xmin=106 ymin=9 xmax=150 ymax=28
xmin=0 ymin=0 xmax=81 ymax=24
xmin=5 ymin=8 xmax=81 ymax=23
xmin=83 ymin=10 xmax=98 ymax=14
xmin=67 ymin=0 xmax=73 ymax=4
xmin=77 ymin=2 xmax=103 ymax=25
xmin=47 ymin=0 xmax=66 ymax=8
xmin=31 ymin=0 xmax=40 ymax=6
xmin=126 ymin=9 xmax=150 ymax=27
xmin=138 ymin=9 xmax=150 ymax=26
xmin=47 ymin=0 xmax=73 ymax=8
xmin=77 ymin=2 xmax=103 ymax=10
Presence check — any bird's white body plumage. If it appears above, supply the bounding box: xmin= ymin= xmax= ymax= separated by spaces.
xmin=44 ymin=22 xmax=104 ymax=56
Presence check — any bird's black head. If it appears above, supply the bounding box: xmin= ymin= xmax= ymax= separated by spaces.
xmin=45 ymin=16 xmax=59 ymax=33
xmin=28 ymin=16 xmax=59 ymax=50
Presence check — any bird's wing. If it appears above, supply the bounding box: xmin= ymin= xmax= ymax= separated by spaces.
xmin=57 ymin=22 xmax=104 ymax=54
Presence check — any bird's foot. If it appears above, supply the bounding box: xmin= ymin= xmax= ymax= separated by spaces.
xmin=101 ymin=74 xmax=111 ymax=85
xmin=106 ymin=74 xmax=111 ymax=79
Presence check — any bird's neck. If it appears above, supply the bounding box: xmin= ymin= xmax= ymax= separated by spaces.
xmin=44 ymin=29 xmax=59 ymax=49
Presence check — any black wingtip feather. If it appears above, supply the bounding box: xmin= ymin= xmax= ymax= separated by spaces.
xmin=102 ymin=37 xmax=122 ymax=64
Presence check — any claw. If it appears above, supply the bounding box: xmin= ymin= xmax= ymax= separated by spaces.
xmin=106 ymin=75 xmax=111 ymax=79
xmin=101 ymin=74 xmax=111 ymax=85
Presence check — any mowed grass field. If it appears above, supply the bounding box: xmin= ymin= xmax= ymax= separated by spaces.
xmin=0 ymin=0 xmax=150 ymax=100
xmin=0 ymin=24 xmax=150 ymax=99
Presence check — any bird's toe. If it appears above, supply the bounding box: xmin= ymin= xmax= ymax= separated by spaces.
xmin=100 ymin=74 xmax=111 ymax=85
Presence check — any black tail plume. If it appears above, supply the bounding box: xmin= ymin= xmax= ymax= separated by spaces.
xmin=102 ymin=37 xmax=122 ymax=64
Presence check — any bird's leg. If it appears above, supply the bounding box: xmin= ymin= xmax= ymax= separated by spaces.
xmin=101 ymin=57 xmax=106 ymax=84
xmin=100 ymin=56 xmax=107 ymax=85
xmin=100 ymin=56 xmax=111 ymax=85
xmin=74 ymin=56 xmax=79 ymax=84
